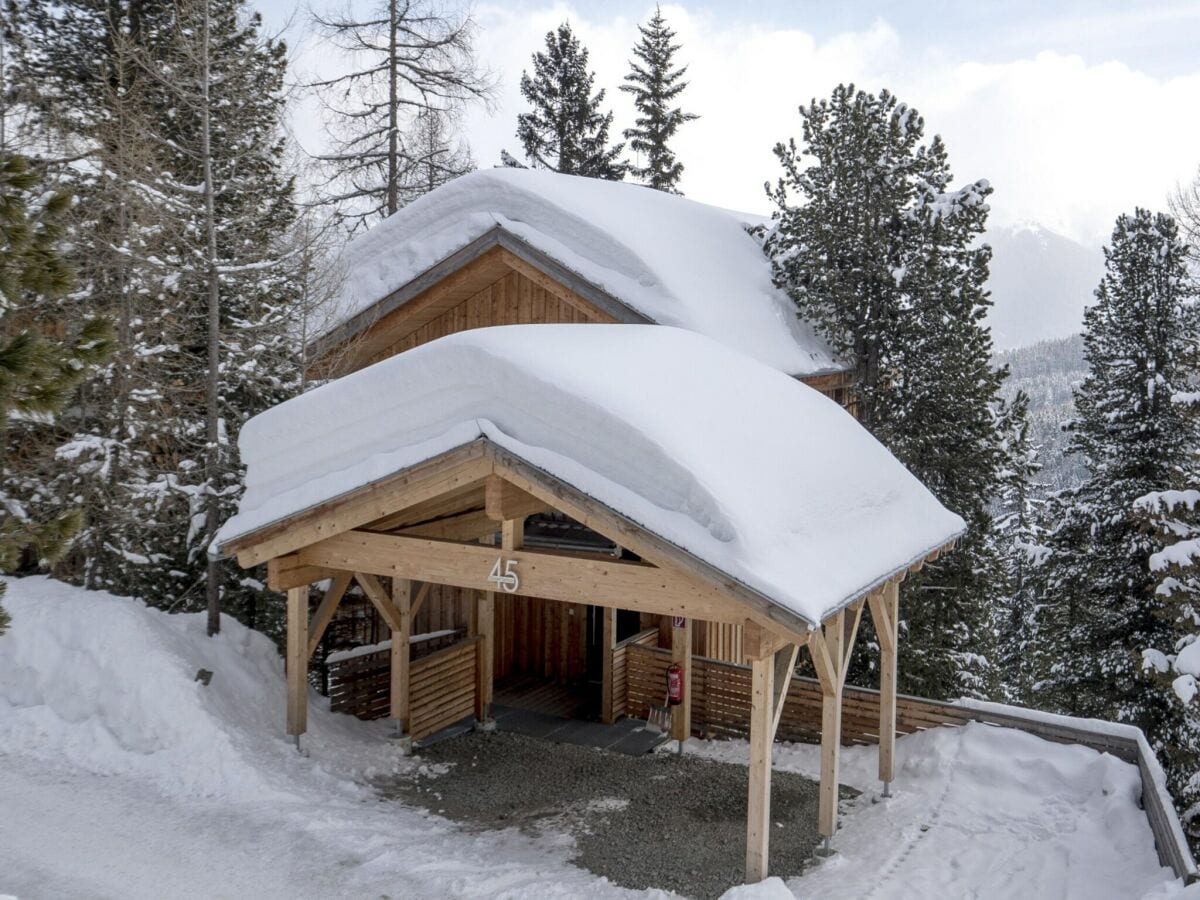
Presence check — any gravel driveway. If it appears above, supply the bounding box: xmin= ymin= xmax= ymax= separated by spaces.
xmin=377 ymin=730 xmax=847 ymax=899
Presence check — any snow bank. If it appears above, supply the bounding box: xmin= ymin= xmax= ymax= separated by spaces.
xmin=325 ymin=167 xmax=839 ymax=376
xmin=217 ymin=325 xmax=964 ymax=626
xmin=692 ymin=722 xmax=1180 ymax=899
xmin=0 ymin=576 xmax=403 ymax=802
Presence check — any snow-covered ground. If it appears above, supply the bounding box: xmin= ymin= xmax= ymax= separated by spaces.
xmin=0 ymin=576 xmax=1194 ymax=899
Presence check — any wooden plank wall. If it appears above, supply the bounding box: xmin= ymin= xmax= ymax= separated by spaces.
xmin=611 ymin=629 xmax=660 ymax=721
xmin=412 ymin=583 xmax=475 ymax=636
xmin=494 ymin=594 xmax=588 ymax=681
xmin=409 ymin=638 xmax=479 ymax=739
xmin=696 ymin=621 xmax=744 ymax=665
xmin=625 ymin=644 xmax=969 ymax=745
xmin=366 ymin=269 xmax=605 ymax=366
xmin=327 ymin=630 xmax=466 ymax=720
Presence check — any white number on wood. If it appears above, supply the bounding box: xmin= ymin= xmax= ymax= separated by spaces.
xmin=488 ymin=557 xmax=520 ymax=593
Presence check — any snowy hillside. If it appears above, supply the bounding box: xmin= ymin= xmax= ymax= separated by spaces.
xmin=986 ymin=224 xmax=1105 ymax=350
xmin=0 ymin=576 xmax=1191 ymax=899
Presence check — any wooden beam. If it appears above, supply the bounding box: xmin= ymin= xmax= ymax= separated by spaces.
xmin=771 ymin=644 xmax=800 ymax=737
xmin=268 ymin=555 xmax=334 ymax=591
xmin=671 ymin=617 xmax=693 ymax=742
xmin=227 ymin=443 xmax=492 ymax=566
xmin=306 ymin=571 xmax=352 ymax=658
xmin=485 ymin=475 xmax=547 ymax=523
xmin=397 ymin=508 xmax=495 ymax=543
xmin=601 ymin=607 xmax=617 ymax=724
xmin=365 ymin=482 xmax=484 ymax=533
xmin=488 ymin=446 xmax=813 ymax=640
xmin=411 ymin=581 xmax=432 ymax=619
xmin=391 ymin=578 xmax=412 ymax=731
xmin=354 ymin=572 xmax=405 ymax=634
xmin=743 ymin=619 xmax=791 ymax=661
xmin=869 ymin=579 xmax=901 ymax=786
xmin=286 ymin=586 xmax=308 ymax=737
xmin=299 ymin=530 xmax=745 ymax=623
xmin=746 ymin=651 xmax=775 ymax=883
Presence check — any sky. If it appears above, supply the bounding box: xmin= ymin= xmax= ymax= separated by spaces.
xmin=257 ymin=0 xmax=1200 ymax=247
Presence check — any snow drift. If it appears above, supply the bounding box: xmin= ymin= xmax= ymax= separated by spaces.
xmin=216 ymin=325 xmax=964 ymax=626
xmin=0 ymin=576 xmax=399 ymax=802
xmin=323 ymin=166 xmax=838 ymax=376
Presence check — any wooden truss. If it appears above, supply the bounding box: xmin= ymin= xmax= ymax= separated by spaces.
xmin=224 ymin=439 xmax=948 ymax=885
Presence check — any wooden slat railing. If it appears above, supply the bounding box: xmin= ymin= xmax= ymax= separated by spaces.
xmin=624 ymin=644 xmax=1197 ymax=882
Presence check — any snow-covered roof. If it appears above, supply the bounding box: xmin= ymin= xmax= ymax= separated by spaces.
xmin=218 ymin=325 xmax=961 ymax=626
xmin=320 ymin=167 xmax=840 ymax=377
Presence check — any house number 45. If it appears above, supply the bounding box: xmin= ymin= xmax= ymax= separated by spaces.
xmin=488 ymin=557 xmax=520 ymax=593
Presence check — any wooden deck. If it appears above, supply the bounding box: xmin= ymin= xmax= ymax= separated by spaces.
xmin=494 ymin=673 xmax=592 ymax=720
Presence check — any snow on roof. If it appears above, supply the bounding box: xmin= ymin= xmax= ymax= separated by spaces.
xmin=323 ymin=167 xmax=840 ymax=377
xmin=218 ymin=325 xmax=961 ymax=626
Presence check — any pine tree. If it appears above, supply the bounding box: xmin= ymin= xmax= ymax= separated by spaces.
xmin=619 ymin=6 xmax=697 ymax=193
xmin=992 ymin=390 xmax=1046 ymax=702
xmin=0 ymin=154 xmax=111 ymax=633
xmin=16 ymin=0 xmax=302 ymax=642
xmin=763 ymin=85 xmax=1007 ymax=699
xmin=1036 ymin=210 xmax=1198 ymax=740
xmin=514 ymin=23 xmax=626 ymax=179
xmin=309 ymin=0 xmax=490 ymax=230
xmin=1133 ymin=488 xmax=1200 ymax=848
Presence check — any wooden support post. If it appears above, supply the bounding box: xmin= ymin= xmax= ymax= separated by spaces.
xmin=743 ymin=629 xmax=801 ymax=884
xmin=868 ymin=579 xmax=901 ymax=789
xmin=818 ymin=610 xmax=844 ymax=840
xmin=391 ymin=578 xmax=412 ymax=735
xmin=671 ymin=617 xmax=693 ymax=742
xmin=601 ymin=606 xmax=617 ymax=724
xmin=286 ymin=586 xmax=308 ymax=739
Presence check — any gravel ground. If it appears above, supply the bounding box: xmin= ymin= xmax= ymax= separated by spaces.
xmin=376 ymin=731 xmax=853 ymax=899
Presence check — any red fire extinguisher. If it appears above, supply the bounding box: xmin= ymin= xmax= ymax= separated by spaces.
xmin=666 ymin=663 xmax=684 ymax=706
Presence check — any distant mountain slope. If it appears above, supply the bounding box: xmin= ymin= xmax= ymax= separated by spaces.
xmin=986 ymin=225 xmax=1105 ymax=351
xmin=995 ymin=334 xmax=1089 ymax=493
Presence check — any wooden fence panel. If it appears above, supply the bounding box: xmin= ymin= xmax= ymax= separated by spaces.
xmin=409 ymin=638 xmax=479 ymax=739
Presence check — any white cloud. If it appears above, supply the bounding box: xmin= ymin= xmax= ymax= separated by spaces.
xmin=290 ymin=2 xmax=1200 ymax=248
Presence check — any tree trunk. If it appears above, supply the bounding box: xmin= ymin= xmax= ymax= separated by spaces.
xmin=386 ymin=0 xmax=398 ymax=216
xmin=200 ymin=0 xmax=222 ymax=636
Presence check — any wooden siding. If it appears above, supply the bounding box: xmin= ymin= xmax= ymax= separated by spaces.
xmin=611 ymin=628 xmax=660 ymax=721
xmin=334 ymin=267 xmax=617 ymax=373
xmin=409 ymin=637 xmax=480 ymax=739
xmin=494 ymin=594 xmax=588 ymax=681
xmin=326 ymin=628 xmax=466 ymax=720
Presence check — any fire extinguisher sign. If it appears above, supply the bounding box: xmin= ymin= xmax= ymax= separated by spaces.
xmin=671 ymin=615 xmax=686 ymax=629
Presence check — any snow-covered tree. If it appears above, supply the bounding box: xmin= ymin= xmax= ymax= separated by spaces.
xmin=513 ymin=23 xmax=626 ymax=179
xmin=619 ymin=6 xmax=697 ymax=193
xmin=763 ymin=85 xmax=1007 ymax=699
xmin=1036 ymin=211 xmax=1198 ymax=740
xmin=0 ymin=154 xmax=111 ymax=633
xmin=992 ymin=390 xmax=1047 ymax=702
xmin=1134 ymin=489 xmax=1200 ymax=846
xmin=309 ymin=0 xmax=490 ymax=230
xmin=16 ymin=0 xmax=303 ymax=641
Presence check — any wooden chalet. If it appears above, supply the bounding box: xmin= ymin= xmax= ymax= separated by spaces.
xmin=216 ymin=170 xmax=963 ymax=884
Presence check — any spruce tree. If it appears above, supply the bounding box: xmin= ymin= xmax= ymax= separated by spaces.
xmin=619 ymin=6 xmax=697 ymax=193
xmin=1134 ymin=489 xmax=1200 ymax=848
xmin=15 ymin=0 xmax=302 ymax=642
xmin=1036 ymin=210 xmax=1198 ymax=738
xmin=764 ymin=85 xmax=1007 ymax=699
xmin=514 ymin=23 xmax=626 ymax=179
xmin=0 ymin=154 xmax=111 ymax=633
xmin=992 ymin=390 xmax=1046 ymax=702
